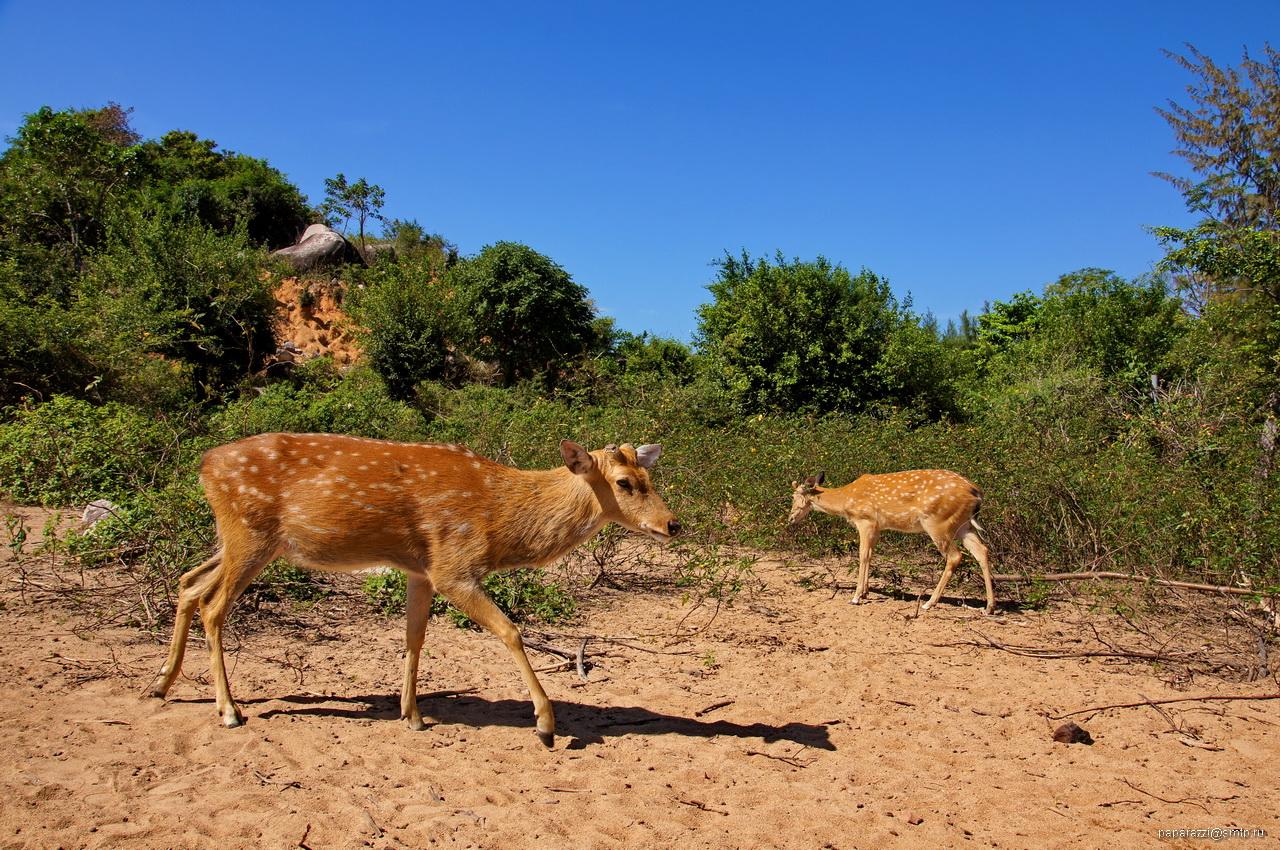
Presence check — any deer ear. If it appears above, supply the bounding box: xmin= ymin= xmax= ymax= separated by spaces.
xmin=560 ymin=440 xmax=595 ymax=475
xmin=815 ymin=470 xmax=826 ymax=486
xmin=634 ymin=444 xmax=662 ymax=469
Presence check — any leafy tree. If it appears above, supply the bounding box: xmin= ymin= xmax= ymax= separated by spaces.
xmin=321 ymin=173 xmax=385 ymax=253
xmin=75 ymin=209 xmax=275 ymax=403
xmin=380 ymin=218 xmax=458 ymax=270
xmin=1155 ymin=43 xmax=1280 ymax=230
xmin=0 ymin=104 xmax=141 ymax=298
xmin=1154 ymin=44 xmax=1280 ymax=473
xmin=136 ymin=130 xmax=311 ymax=249
xmin=613 ymin=331 xmax=696 ymax=383
xmin=970 ymin=271 xmax=1183 ymax=391
xmin=350 ymin=255 xmax=469 ymax=398
xmin=695 ymin=251 xmax=945 ymax=415
xmin=447 ymin=242 xmax=596 ymax=386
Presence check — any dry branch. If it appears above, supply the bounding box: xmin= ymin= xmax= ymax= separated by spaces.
xmin=1050 ymin=692 xmax=1280 ymax=719
xmin=994 ymin=571 xmax=1270 ymax=598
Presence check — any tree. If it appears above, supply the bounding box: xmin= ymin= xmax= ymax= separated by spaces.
xmin=351 ymin=255 xmax=468 ymax=399
xmin=136 ymin=131 xmax=311 ymax=249
xmin=0 ymin=104 xmax=141 ymax=298
xmin=447 ymin=242 xmax=595 ymax=386
xmin=695 ymin=251 xmax=943 ymax=415
xmin=320 ymin=173 xmax=385 ymax=253
xmin=1155 ymin=44 xmax=1280 ymax=231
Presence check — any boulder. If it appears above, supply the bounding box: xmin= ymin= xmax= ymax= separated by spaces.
xmin=271 ymin=224 xmax=364 ymax=272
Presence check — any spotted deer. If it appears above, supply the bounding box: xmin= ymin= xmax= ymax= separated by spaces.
xmin=788 ymin=469 xmax=995 ymax=614
xmin=147 ymin=434 xmax=680 ymax=745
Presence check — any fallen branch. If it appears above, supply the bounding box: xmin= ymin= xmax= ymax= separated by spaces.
xmin=676 ymin=797 xmax=729 ymax=816
xmin=695 ymin=699 xmax=734 ymax=717
xmin=993 ymin=571 xmax=1270 ymax=598
xmin=745 ymin=746 xmax=816 ymax=768
xmin=575 ymin=638 xmax=589 ymax=681
xmin=933 ymin=634 xmax=1200 ymax=663
xmin=1121 ymin=779 xmax=1210 ymax=813
xmin=1050 ymin=692 xmax=1280 ymax=720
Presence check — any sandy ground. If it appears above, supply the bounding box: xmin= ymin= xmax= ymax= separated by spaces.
xmin=0 ymin=520 xmax=1276 ymax=850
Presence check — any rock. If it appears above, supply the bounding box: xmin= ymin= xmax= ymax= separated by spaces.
xmin=271 ymin=224 xmax=364 ymax=272
xmin=1052 ymin=721 xmax=1094 ymax=745
xmin=907 ymin=813 xmax=925 ymax=825
xmin=81 ymin=499 xmax=119 ymax=528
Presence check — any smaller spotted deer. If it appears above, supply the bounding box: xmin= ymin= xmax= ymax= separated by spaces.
xmin=788 ymin=469 xmax=995 ymax=614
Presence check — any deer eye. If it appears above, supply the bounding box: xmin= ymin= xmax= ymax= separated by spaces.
xmin=616 ymin=478 xmax=633 ymax=492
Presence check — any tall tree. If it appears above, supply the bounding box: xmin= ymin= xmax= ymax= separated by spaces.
xmin=447 ymin=242 xmax=595 ymax=387
xmin=1155 ymin=44 xmax=1280 ymax=231
xmin=0 ymin=104 xmax=141 ymax=297
xmin=320 ymin=173 xmax=385 ymax=253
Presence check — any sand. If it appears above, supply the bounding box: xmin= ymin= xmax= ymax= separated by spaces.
xmin=1 ymin=528 xmax=1276 ymax=849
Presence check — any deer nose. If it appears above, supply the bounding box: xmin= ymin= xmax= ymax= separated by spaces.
xmin=668 ymin=519 xmax=682 ymax=537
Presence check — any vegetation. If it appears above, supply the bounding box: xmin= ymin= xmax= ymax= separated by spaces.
xmin=2 ymin=42 xmax=1278 ymax=628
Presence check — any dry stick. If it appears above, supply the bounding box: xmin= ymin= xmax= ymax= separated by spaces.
xmin=1121 ymin=779 xmax=1211 ymax=813
xmin=695 ymin=699 xmax=734 ymax=717
xmin=934 ymin=633 xmax=1201 ymax=663
xmin=575 ymin=638 xmax=589 ymax=681
xmin=745 ymin=747 xmax=816 ymax=768
xmin=992 ymin=571 xmax=1269 ymax=597
xmin=1050 ymin=692 xmax=1280 ymax=720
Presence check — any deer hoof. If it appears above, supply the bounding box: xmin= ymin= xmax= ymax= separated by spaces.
xmin=221 ymin=710 xmax=245 ymax=729
xmin=405 ymin=716 xmax=427 ymax=732
xmin=536 ymin=729 xmax=555 ymax=748
xmin=920 ymin=601 xmax=934 ymax=611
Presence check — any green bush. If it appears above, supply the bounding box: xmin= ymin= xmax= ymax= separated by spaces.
xmin=0 ymin=395 xmax=192 ymax=506
xmin=210 ymin=362 xmax=428 ymax=442
xmin=362 ymin=567 xmax=576 ymax=626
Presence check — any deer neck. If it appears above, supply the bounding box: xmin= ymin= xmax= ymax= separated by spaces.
xmin=494 ymin=467 xmax=608 ymax=568
xmin=809 ymin=488 xmax=845 ymax=518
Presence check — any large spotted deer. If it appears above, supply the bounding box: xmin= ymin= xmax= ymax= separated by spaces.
xmin=788 ymin=469 xmax=995 ymax=614
xmin=147 ymin=434 xmax=680 ymax=746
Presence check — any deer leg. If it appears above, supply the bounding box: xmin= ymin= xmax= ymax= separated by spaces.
xmin=436 ymin=576 xmax=556 ymax=747
xmin=961 ymin=526 xmax=996 ymax=614
xmin=199 ymin=544 xmax=273 ymax=728
xmin=851 ymin=521 xmax=877 ymax=604
xmin=148 ymin=551 xmax=221 ymax=699
xmin=922 ymin=539 xmax=963 ymax=612
xmin=401 ymin=572 xmax=434 ymax=731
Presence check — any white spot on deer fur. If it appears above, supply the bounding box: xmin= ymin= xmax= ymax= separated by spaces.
xmin=237 ymin=484 xmax=247 ymax=494
xmin=471 ymin=461 xmax=480 ymax=469
xmin=308 ymin=441 xmax=319 ymax=447
xmin=249 ymin=465 xmax=259 ymax=473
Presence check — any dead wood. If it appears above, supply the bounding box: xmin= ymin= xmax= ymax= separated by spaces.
xmin=994 ymin=571 xmax=1270 ymax=598
xmin=1050 ymin=692 xmax=1280 ymax=719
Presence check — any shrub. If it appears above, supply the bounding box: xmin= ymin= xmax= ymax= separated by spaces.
xmin=0 ymin=395 xmax=191 ymax=506
xmin=210 ymin=362 xmax=428 ymax=442
xmin=362 ymin=567 xmax=576 ymax=626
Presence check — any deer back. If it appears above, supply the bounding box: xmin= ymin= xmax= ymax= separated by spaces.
xmin=834 ymin=470 xmax=982 ymax=533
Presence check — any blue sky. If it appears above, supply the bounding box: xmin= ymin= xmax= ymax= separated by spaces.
xmin=2 ymin=1 xmax=1276 ymax=340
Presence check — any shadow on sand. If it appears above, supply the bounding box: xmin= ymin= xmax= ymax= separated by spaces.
xmin=210 ymin=690 xmax=842 ymax=750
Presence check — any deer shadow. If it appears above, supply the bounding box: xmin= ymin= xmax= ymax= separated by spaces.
xmin=241 ymin=690 xmax=837 ymax=751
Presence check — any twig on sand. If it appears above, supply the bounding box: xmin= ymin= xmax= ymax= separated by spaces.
xmin=992 ymin=570 xmax=1270 ymax=598
xmin=676 ymin=797 xmax=729 ymax=816
xmin=298 ymin=823 xmax=313 ymax=850
xmin=575 ymin=638 xmax=589 ymax=681
xmin=745 ymin=746 xmax=816 ymax=768
xmin=254 ymin=770 xmax=301 ymax=790
xmin=1049 ymin=692 xmax=1280 ymax=720
xmin=1120 ymin=779 xmax=1212 ymax=813
xmin=695 ymin=699 xmax=734 ymax=717
xmin=933 ymin=633 xmax=1200 ymax=663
